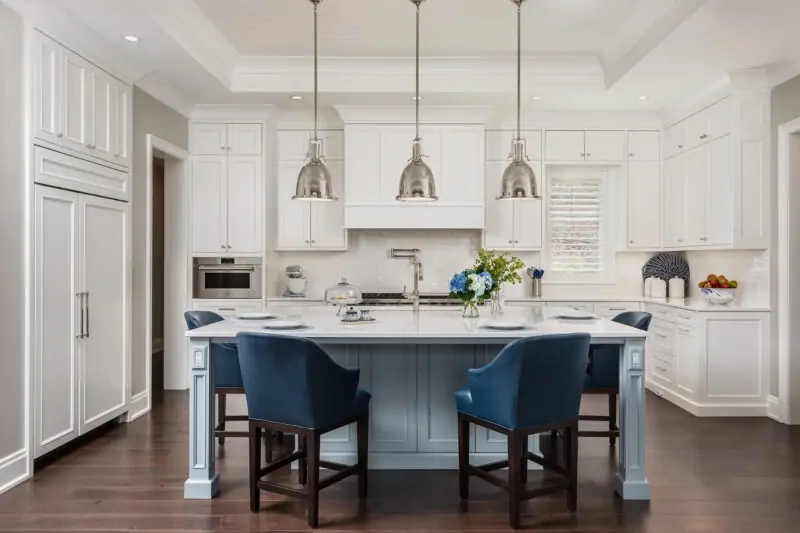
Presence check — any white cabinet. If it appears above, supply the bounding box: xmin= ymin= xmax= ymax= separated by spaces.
xmin=189 ymin=124 xmax=264 ymax=255
xmin=663 ymin=155 xmax=687 ymax=247
xmin=674 ymin=324 xmax=698 ymax=398
xmin=483 ymin=161 xmax=543 ymax=250
xmin=190 ymin=123 xmax=263 ymax=155
xmin=343 ymin=124 xmax=485 ymax=229
xmin=191 ymin=300 xmax=263 ymax=318
xmin=34 ymin=146 xmax=130 ymax=202
xmin=626 ymin=161 xmax=660 ymax=249
xmin=31 ymin=30 xmax=132 ymax=169
xmin=276 ymin=160 xmax=347 ymax=250
xmin=545 ymin=130 xmax=625 ymax=162
xmin=627 ymin=131 xmax=660 ymax=161
xmin=34 ymin=185 xmax=130 ymax=458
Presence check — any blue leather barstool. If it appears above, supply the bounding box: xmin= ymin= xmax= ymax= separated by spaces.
xmin=580 ymin=311 xmax=652 ymax=446
xmin=236 ymin=333 xmax=371 ymax=528
xmin=184 ymin=311 xmax=250 ymax=446
xmin=455 ymin=333 xmax=591 ymax=529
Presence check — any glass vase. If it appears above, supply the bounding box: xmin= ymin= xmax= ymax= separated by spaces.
xmin=462 ymin=300 xmax=480 ymax=318
xmin=490 ymin=286 xmax=504 ymax=316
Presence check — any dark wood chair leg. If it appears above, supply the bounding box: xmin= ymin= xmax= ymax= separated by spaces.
xmin=608 ymin=394 xmax=618 ymax=447
xmin=457 ymin=414 xmax=470 ymax=500
xmin=248 ymin=422 xmax=261 ymax=513
xmin=217 ymin=393 xmax=226 ymax=446
xmin=298 ymin=435 xmax=308 ymax=485
xmin=263 ymin=429 xmax=273 ymax=464
xmin=566 ymin=423 xmax=578 ymax=512
xmin=306 ymin=432 xmax=321 ymax=528
xmin=520 ymin=435 xmax=528 ymax=486
xmin=507 ymin=432 xmax=522 ymax=529
xmin=357 ymin=412 xmax=369 ymax=499
xmin=276 ymin=431 xmax=285 ymax=446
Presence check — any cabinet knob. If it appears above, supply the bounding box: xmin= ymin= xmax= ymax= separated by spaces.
xmin=629 ymin=153 xmax=635 ymax=157
xmin=227 ymin=146 xmax=232 ymax=151
xmin=629 ymin=240 xmax=634 ymax=244
xmin=221 ymin=244 xmax=226 ymax=249
xmin=514 ymin=240 xmax=519 ymax=244
xmin=677 ymin=238 xmax=683 ymax=243
xmin=579 ymin=153 xmax=585 ymax=157
xmin=508 ymin=240 xmax=513 ymax=244
xmin=699 ymin=237 xmax=708 ymax=241
xmin=221 ymin=146 xmax=225 ymax=151
xmin=678 ymin=144 xmax=683 ymax=149
xmin=57 ymin=132 xmax=63 ymax=138
xmin=585 ymin=153 xmax=591 ymax=157
xmin=700 ymin=134 xmax=708 ymax=140
xmin=305 ymin=240 xmax=309 ymax=244
xmin=311 ymin=240 xmax=316 ymax=244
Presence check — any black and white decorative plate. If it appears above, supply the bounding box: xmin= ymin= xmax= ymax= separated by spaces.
xmin=642 ymin=252 xmax=690 ymax=296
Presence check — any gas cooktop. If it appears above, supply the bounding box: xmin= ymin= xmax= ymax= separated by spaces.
xmin=360 ymin=292 xmax=460 ymax=306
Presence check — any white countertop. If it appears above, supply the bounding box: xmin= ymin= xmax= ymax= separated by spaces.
xmin=185 ymin=307 xmax=647 ymax=344
xmin=506 ymin=296 xmax=769 ymax=312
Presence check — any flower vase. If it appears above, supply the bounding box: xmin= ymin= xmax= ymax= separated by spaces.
xmin=462 ymin=300 xmax=480 ymax=318
xmin=490 ymin=286 xmax=504 ymax=316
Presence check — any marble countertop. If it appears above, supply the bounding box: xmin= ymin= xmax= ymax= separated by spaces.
xmin=506 ymin=296 xmax=769 ymax=312
xmin=186 ymin=307 xmax=647 ymax=343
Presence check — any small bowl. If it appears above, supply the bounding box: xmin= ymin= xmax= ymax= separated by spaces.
xmin=701 ymin=288 xmax=736 ymax=305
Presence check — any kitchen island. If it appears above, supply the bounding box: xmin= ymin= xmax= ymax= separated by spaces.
xmin=184 ymin=307 xmax=649 ymax=501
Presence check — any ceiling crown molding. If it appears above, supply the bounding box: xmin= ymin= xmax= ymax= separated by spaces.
xmin=136 ymin=74 xmax=195 ymax=118
xmin=333 ymin=105 xmax=496 ymax=124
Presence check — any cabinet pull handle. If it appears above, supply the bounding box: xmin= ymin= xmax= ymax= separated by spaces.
xmin=678 ymin=326 xmax=691 ymax=333
xmin=677 ymin=238 xmax=683 ymax=243
xmin=656 ymin=332 xmax=667 ymax=338
xmin=678 ymin=144 xmax=683 ymax=149
xmin=85 ymin=292 xmax=90 ymax=338
xmin=57 ymin=132 xmax=63 ymax=138
xmin=699 ymin=237 xmax=708 ymax=241
xmin=629 ymin=153 xmax=635 ymax=157
xmin=579 ymin=153 xmax=585 ymax=157
xmin=700 ymin=134 xmax=708 ymax=140
xmin=585 ymin=153 xmax=591 ymax=157
xmin=656 ymin=366 xmax=667 ymax=372
xmin=607 ymin=308 xmax=626 ymax=311
xmin=227 ymin=146 xmax=232 ymax=151
xmin=76 ymin=292 xmax=85 ymax=339
xmin=218 ymin=308 xmax=236 ymax=312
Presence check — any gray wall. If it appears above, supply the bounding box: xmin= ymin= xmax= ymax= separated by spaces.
xmin=0 ymin=2 xmax=26 ymax=459
xmin=770 ymin=75 xmax=800 ymax=398
xmin=131 ymin=88 xmax=188 ymax=397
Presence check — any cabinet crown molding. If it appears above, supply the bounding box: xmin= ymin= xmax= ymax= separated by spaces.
xmin=333 ymin=105 xmax=495 ymax=125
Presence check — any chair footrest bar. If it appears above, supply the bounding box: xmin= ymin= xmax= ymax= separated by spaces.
xmin=257 ymin=480 xmax=306 ymax=499
xmin=579 ymin=415 xmax=611 ymax=422
xmin=468 ymin=464 xmax=509 ymax=492
xmin=319 ymin=460 xmax=350 ymax=473
xmin=526 ymin=451 xmax=569 ymax=478
xmin=318 ymin=466 xmax=359 ymax=491
xmin=578 ymin=430 xmax=619 ymax=438
xmin=478 ymin=459 xmax=509 ymax=473
xmin=224 ymin=415 xmax=250 ymax=422
xmin=215 ymin=430 xmax=249 ymax=438
xmin=522 ymin=480 xmax=571 ymax=500
xmin=259 ymin=450 xmax=304 ymax=476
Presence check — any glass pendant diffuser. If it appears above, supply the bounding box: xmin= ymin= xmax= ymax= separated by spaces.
xmin=498 ymin=0 xmax=540 ymax=200
xmin=397 ymin=0 xmax=438 ymax=202
xmin=294 ymin=0 xmax=337 ymax=201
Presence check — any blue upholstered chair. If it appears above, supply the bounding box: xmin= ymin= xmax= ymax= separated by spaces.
xmin=184 ymin=311 xmax=248 ymax=446
xmin=236 ymin=333 xmax=370 ymax=528
xmin=455 ymin=333 xmax=591 ymax=529
xmin=580 ymin=311 xmax=652 ymax=446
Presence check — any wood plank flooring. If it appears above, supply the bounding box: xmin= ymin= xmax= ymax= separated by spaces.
xmin=1 ymin=391 xmax=799 ymax=531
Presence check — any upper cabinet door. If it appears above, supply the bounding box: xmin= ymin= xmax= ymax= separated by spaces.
xmin=116 ymin=82 xmax=132 ymax=167
xmin=227 ymin=123 xmax=262 ymax=155
xmin=191 ymin=156 xmax=228 ymax=254
xmin=190 ymin=124 xmax=227 ymax=155
xmin=627 ymin=161 xmax=661 ymax=249
xmin=545 ymin=131 xmax=585 ymax=161
xmin=708 ymin=99 xmax=733 ymax=140
xmin=439 ymin=126 xmax=484 ymax=205
xmin=226 ymin=156 xmax=263 ymax=254
xmin=310 ymin=160 xmax=347 ymax=249
xmin=62 ymin=50 xmax=93 ymax=155
xmin=663 ymin=155 xmax=687 ymax=247
xmin=276 ymin=161 xmax=311 ymax=249
xmin=664 ymin=120 xmax=688 ymax=158
xmin=685 ymin=145 xmax=711 ymax=246
xmin=33 ymin=31 xmax=63 ymax=145
xmin=513 ymin=196 xmax=544 ymax=249
xmin=627 ymin=131 xmax=660 ymax=161
xmin=706 ymin=136 xmax=734 ymax=246
xmin=585 ymin=131 xmax=625 ymax=161
xmin=483 ymin=162 xmax=515 ymax=250
xmin=90 ymin=70 xmax=117 ymax=160
xmin=343 ymin=127 xmax=382 ymax=205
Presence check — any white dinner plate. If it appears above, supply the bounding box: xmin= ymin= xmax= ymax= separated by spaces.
xmin=262 ymin=319 xmax=308 ymax=330
xmin=554 ymin=310 xmax=597 ymax=320
xmin=235 ymin=312 xmax=280 ymax=320
xmin=482 ymin=319 xmax=529 ymax=330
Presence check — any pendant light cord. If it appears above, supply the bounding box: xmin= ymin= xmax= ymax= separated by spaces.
xmin=415 ymin=0 xmax=420 ymax=141
xmin=313 ymin=1 xmax=319 ymax=142
xmin=516 ymin=0 xmax=521 ymax=140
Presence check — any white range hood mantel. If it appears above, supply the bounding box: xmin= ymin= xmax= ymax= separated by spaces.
xmin=333 ymin=105 xmax=495 ymax=125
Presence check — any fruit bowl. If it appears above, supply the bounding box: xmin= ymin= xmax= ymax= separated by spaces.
xmin=701 ymin=288 xmax=736 ymax=305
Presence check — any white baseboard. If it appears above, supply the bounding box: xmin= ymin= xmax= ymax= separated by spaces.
xmin=0 ymin=449 xmax=29 ymax=494
xmin=152 ymin=338 xmax=164 ymax=353
xmin=126 ymin=390 xmax=150 ymax=423
xmin=646 ymin=380 xmax=767 ymax=417
xmin=767 ymin=395 xmax=788 ymax=423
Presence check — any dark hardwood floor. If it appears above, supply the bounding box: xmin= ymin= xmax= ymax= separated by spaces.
xmin=1 ymin=391 xmax=799 ymax=532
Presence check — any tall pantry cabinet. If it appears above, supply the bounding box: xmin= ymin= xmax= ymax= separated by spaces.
xmin=31 ymin=30 xmax=132 ymax=458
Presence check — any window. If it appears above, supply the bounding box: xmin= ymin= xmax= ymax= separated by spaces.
xmin=546 ymin=169 xmax=614 ymax=283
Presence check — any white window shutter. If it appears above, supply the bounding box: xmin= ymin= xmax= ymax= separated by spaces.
xmin=548 ymin=177 xmax=604 ymax=274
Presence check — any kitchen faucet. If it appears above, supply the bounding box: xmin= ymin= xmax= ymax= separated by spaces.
xmin=390 ymin=248 xmax=423 ymax=312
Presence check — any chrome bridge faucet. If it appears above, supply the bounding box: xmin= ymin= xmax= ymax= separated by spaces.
xmin=390 ymin=248 xmax=423 ymax=312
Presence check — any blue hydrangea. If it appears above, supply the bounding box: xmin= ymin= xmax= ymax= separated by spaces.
xmin=479 ymin=271 xmax=494 ymax=292
xmin=450 ymin=272 xmax=468 ymax=294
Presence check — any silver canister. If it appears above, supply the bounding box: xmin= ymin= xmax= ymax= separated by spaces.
xmin=531 ymin=278 xmax=543 ymax=298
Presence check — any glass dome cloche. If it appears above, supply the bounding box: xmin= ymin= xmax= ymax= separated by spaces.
xmin=325 ymin=277 xmax=363 ymax=306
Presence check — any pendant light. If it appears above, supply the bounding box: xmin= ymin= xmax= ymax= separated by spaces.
xmin=293 ymin=0 xmax=337 ymax=201
xmin=498 ymin=0 xmax=540 ymax=200
xmin=397 ymin=0 xmax=438 ymax=202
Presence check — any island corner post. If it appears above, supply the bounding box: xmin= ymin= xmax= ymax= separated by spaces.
xmin=183 ymin=315 xmax=650 ymax=501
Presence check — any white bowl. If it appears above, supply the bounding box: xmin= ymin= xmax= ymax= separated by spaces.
xmin=701 ymin=288 xmax=736 ymax=305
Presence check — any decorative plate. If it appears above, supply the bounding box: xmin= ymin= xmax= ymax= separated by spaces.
xmin=262 ymin=320 xmax=309 ymax=330
xmin=482 ymin=319 xmax=529 ymax=330
xmin=642 ymin=252 xmax=690 ymax=296
xmin=235 ymin=312 xmax=280 ymax=320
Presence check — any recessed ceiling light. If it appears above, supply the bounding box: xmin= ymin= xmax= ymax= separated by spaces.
xmin=638 ymin=95 xmax=650 ymax=100
xmin=124 ymin=35 xmax=140 ymax=43
xmin=531 ymin=96 xmax=542 ymax=100
xmin=291 ymin=95 xmax=303 ymax=100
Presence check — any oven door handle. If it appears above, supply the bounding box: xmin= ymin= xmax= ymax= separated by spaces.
xmin=196 ymin=266 xmax=256 ymax=272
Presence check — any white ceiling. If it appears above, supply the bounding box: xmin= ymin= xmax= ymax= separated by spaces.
xmin=7 ymin=0 xmax=800 ymax=116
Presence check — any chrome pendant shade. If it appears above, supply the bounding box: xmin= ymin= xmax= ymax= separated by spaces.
xmin=397 ymin=0 xmax=438 ymax=202
xmin=293 ymin=0 xmax=337 ymax=202
xmin=498 ymin=0 xmax=540 ymax=200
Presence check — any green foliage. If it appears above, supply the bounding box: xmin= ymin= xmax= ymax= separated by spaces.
xmin=475 ymin=249 xmax=525 ymax=291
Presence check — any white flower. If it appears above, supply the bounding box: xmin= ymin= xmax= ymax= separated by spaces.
xmin=467 ymin=273 xmax=485 ymax=298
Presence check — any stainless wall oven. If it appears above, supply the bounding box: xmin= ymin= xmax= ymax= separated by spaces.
xmin=193 ymin=257 xmax=262 ymax=299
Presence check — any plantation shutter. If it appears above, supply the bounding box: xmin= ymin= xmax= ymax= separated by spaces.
xmin=548 ymin=176 xmax=604 ymax=273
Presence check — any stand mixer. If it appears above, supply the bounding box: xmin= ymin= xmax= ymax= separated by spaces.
xmin=283 ymin=265 xmax=307 ymax=297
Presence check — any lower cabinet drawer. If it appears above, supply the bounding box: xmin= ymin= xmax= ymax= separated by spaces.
xmin=651 ymin=356 xmax=674 ymax=385
xmin=594 ymin=302 xmax=640 ymax=319
xmin=192 ymin=300 xmax=263 ymax=318
xmin=649 ymin=325 xmax=675 ymax=352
